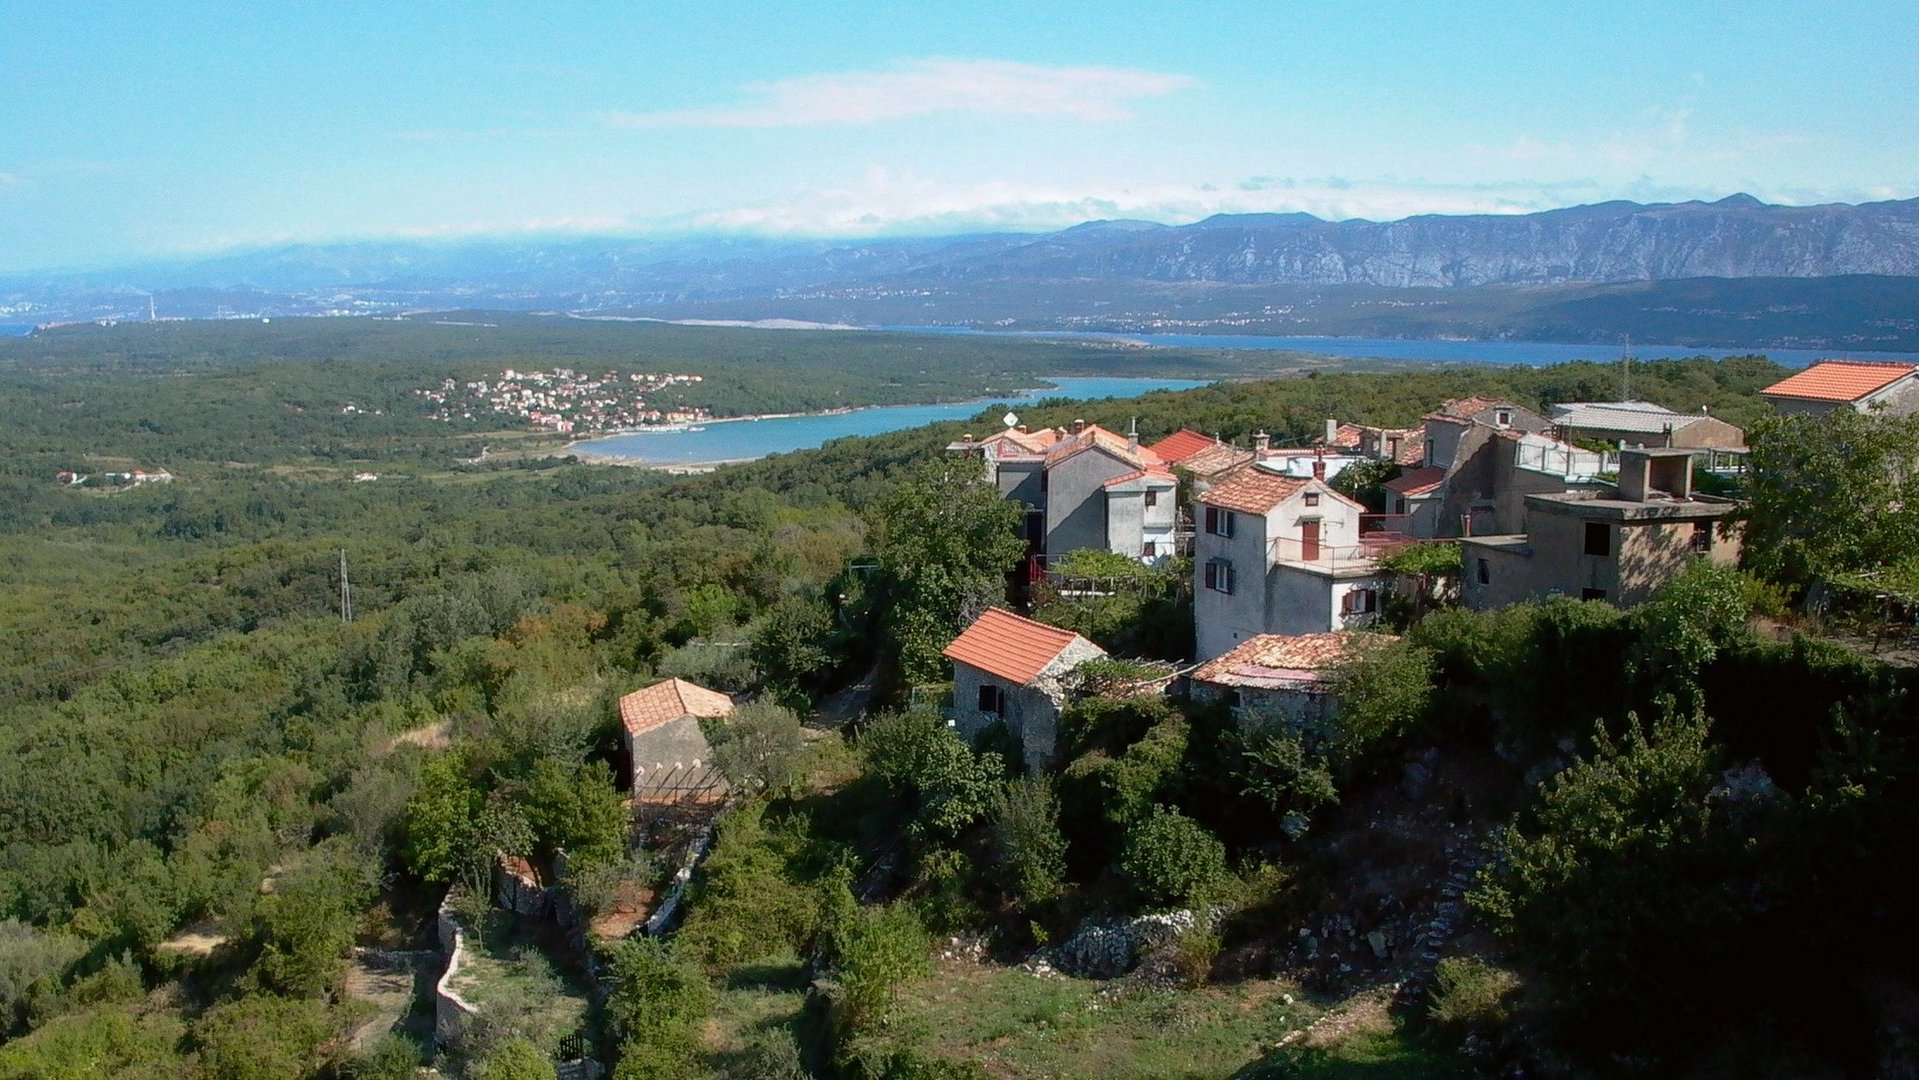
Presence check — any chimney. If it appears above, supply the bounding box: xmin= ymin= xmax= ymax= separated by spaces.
xmin=1073 ymin=418 xmax=1086 ymax=433
xmin=1324 ymin=418 xmax=1339 ymax=445
xmin=962 ymin=433 xmax=974 ymax=443
xmin=1253 ymin=430 xmax=1271 ymax=454
xmin=1312 ymin=445 xmax=1326 ymax=481
xmin=1127 ymin=417 xmax=1140 ymax=450
xmin=1017 ymin=424 xmax=1029 ymax=433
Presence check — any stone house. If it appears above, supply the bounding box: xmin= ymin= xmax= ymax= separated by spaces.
xmin=950 ymin=420 xmax=1178 ymax=562
xmin=619 ymin=677 xmax=732 ymax=804
xmin=1550 ymin=400 xmax=1747 ymax=457
xmin=1420 ymin=396 xmax=1551 ymax=473
xmin=1191 ymin=631 xmax=1388 ymax=736
xmin=1760 ymin=361 xmax=1919 ymax=417
xmin=1459 ymin=447 xmax=1743 ymax=609
xmin=1194 ymin=464 xmax=1388 ymax=662
xmin=943 ymin=606 xmax=1107 ymax=770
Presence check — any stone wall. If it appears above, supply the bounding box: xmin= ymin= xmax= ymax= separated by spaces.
xmin=433 ymin=888 xmax=481 ymax=1048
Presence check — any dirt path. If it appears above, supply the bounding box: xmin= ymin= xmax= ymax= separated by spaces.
xmin=343 ymin=948 xmax=439 ymax=1050
xmin=812 ymin=664 xmax=881 ymax=731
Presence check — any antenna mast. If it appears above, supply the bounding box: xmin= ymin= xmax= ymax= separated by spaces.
xmin=1621 ymin=335 xmax=1632 ymax=400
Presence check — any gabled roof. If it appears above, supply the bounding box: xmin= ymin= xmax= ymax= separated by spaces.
xmin=1551 ymin=401 xmax=1705 ymax=434
xmin=1180 ymin=443 xmax=1258 ymax=478
xmin=1328 ymin=422 xmax=1365 ymax=448
xmin=1194 ymin=631 xmax=1394 ymax=690
xmin=1147 ymin=429 xmax=1217 ymax=463
xmin=1045 ymin=424 xmax=1162 ymax=471
xmin=1199 ymin=470 xmax=1311 ymax=515
xmin=1394 ymin=426 xmax=1427 ymax=465
xmin=943 ymin=607 xmax=1096 ymax=685
xmin=1101 ymin=467 xmax=1178 ymax=489
xmin=620 ymin=678 xmax=734 ymax=736
xmin=1383 ymin=466 xmax=1447 ymax=498
xmin=1761 ymin=361 xmax=1919 ymax=404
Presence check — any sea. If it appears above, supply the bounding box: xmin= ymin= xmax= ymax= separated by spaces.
xmin=574 ymin=376 xmax=1208 ymax=465
xmin=0 ymin=324 xmax=35 ymax=337
xmin=876 ymin=326 xmax=1919 ymax=369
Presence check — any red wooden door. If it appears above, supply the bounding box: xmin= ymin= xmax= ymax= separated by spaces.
xmin=1300 ymin=519 xmax=1321 ymax=561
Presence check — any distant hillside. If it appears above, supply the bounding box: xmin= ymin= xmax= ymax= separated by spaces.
xmin=6 ymin=195 xmax=1919 ymax=350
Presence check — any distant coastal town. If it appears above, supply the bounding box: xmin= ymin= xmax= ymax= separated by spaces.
xmin=415 ymin=367 xmax=714 ymax=434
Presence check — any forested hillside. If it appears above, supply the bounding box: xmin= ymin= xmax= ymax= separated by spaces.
xmin=0 ymin=325 xmax=1914 ymax=1078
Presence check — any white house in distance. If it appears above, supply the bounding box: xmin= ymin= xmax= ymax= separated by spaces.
xmin=943 ymin=606 xmax=1107 ymax=770
xmin=1193 ymin=463 xmax=1387 ymax=662
xmin=619 ymin=677 xmax=733 ymax=804
xmin=1759 ymin=361 xmax=1919 ymax=417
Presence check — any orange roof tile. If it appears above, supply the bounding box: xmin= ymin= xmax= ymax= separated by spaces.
xmin=1198 ymin=470 xmax=1311 ymax=515
xmin=1194 ymin=631 xmax=1396 ymax=689
xmin=1101 ymin=467 xmax=1177 ymax=488
xmin=619 ymin=678 xmax=734 ymax=736
xmin=1180 ymin=443 xmax=1257 ymax=478
xmin=1761 ymin=361 xmax=1919 ymax=403
xmin=1147 ymin=429 xmax=1218 ymax=463
xmin=942 ymin=607 xmax=1094 ymax=685
xmin=1044 ymin=425 xmax=1162 ymax=470
xmin=1394 ymin=426 xmax=1427 ymax=465
xmin=1329 ymin=423 xmax=1365 ymax=448
xmin=1383 ymin=466 xmax=1446 ymax=498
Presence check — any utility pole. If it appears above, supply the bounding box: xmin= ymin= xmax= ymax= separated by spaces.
xmin=339 ymin=549 xmax=353 ymax=623
xmin=1621 ymin=335 xmax=1632 ymax=400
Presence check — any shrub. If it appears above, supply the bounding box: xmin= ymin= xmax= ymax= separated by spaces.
xmin=474 ymin=1037 xmax=559 ymax=1080
xmin=1428 ymin=956 xmax=1520 ymax=1033
xmin=343 ymin=1033 xmax=424 ymax=1080
xmin=859 ymin=710 xmax=1001 ymax=839
xmin=603 ymin=939 xmax=714 ymax=1068
xmin=989 ymin=777 xmax=1068 ymax=910
xmin=1234 ymin=727 xmax=1338 ymax=824
xmin=677 ymin=804 xmax=820 ymax=968
xmin=830 ymin=904 xmax=931 ymax=1033
xmin=514 ymin=758 xmax=628 ymax=869
xmin=707 ymin=699 xmax=807 ymax=797
xmin=735 ymin=1027 xmax=811 ymax=1080
xmin=1328 ymin=636 xmax=1436 ymax=763
xmin=192 ymin=995 xmax=346 ymax=1080
xmin=1120 ymin=807 xmax=1227 ymax=911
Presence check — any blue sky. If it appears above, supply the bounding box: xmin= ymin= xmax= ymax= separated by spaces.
xmin=2 ymin=0 xmax=1915 ymax=272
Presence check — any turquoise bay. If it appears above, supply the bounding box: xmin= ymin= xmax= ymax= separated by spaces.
xmin=573 ymin=376 xmax=1208 ymax=465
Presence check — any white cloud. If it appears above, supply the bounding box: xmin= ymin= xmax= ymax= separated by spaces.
xmin=1478 ymin=106 xmax=1807 ymax=171
xmin=600 ymin=58 xmax=1195 ymax=129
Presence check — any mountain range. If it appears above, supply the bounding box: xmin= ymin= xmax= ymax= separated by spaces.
xmin=8 ymin=195 xmax=1919 ymax=350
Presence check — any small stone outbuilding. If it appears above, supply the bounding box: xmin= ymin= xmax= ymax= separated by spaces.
xmin=943 ymin=606 xmax=1107 ymax=770
xmin=1191 ymin=631 xmax=1387 ymax=736
xmin=619 ymin=677 xmax=733 ymax=803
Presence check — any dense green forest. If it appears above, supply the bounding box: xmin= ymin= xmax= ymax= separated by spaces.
xmin=0 ymin=320 xmax=1913 ymax=1078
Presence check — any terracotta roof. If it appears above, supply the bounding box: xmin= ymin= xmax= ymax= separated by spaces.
xmin=1198 ymin=470 xmax=1311 ymax=515
xmin=1194 ymin=631 xmax=1395 ymax=690
xmin=1329 ymin=423 xmax=1365 ymax=448
xmin=1394 ymin=426 xmax=1426 ymax=465
xmin=942 ymin=607 xmax=1093 ymax=685
xmin=1101 ymin=467 xmax=1177 ymax=488
xmin=1383 ymin=466 xmax=1446 ymax=498
xmin=1761 ymin=361 xmax=1919 ymax=404
xmin=1147 ymin=429 xmax=1217 ymax=463
xmin=619 ymin=678 xmax=734 ymax=736
xmin=1180 ymin=443 xmax=1257 ymax=478
xmin=1045 ymin=425 xmax=1162 ymax=470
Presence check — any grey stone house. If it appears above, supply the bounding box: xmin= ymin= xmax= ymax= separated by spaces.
xmin=619 ymin=677 xmax=733 ymax=804
xmin=943 ymin=606 xmax=1107 ymax=770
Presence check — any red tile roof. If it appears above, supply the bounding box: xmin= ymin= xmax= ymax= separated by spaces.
xmin=1147 ymin=428 xmax=1217 ymax=463
xmin=1180 ymin=443 xmax=1257 ymax=478
xmin=619 ymin=678 xmax=734 ymax=736
xmin=1198 ymin=470 xmax=1311 ymax=515
xmin=1045 ymin=424 xmax=1163 ymax=470
xmin=1383 ymin=466 xmax=1446 ymax=498
xmin=1394 ymin=426 xmax=1427 ymax=465
xmin=1761 ymin=361 xmax=1919 ymax=403
xmin=1101 ymin=467 xmax=1177 ymax=488
xmin=1194 ymin=631 xmax=1395 ymax=689
xmin=942 ymin=607 xmax=1093 ymax=685
xmin=1328 ymin=423 xmax=1365 ymax=448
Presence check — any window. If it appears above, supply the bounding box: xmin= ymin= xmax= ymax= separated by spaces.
xmin=1144 ymin=490 xmax=1158 ymax=508
xmin=1341 ymin=588 xmax=1378 ymax=615
xmin=1476 ymin=558 xmax=1490 ymax=585
xmin=976 ymin=684 xmax=1004 ymax=716
xmin=1581 ymin=588 xmax=1608 ymax=602
xmin=1205 ymin=506 xmax=1236 ymax=538
xmin=1496 ymin=408 xmax=1512 ymax=427
xmin=1584 ymin=522 xmax=1611 ymax=557
xmin=1142 ymin=540 xmax=1158 ymax=558
xmin=1387 ymin=437 xmax=1400 ymax=459
xmin=1691 ymin=522 xmax=1713 ymax=554
xmin=1304 ymin=492 xmax=1320 ymax=507
xmin=1204 ymin=558 xmax=1235 ymax=594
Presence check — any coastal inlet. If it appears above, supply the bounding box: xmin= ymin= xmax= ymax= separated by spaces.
xmin=571 ymin=376 xmax=1209 ymax=465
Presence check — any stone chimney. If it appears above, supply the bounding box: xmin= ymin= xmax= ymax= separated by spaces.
xmin=1073 ymin=418 xmax=1086 ymax=433
xmin=1325 ymin=418 xmax=1339 ymax=445
xmin=962 ymin=433 xmax=974 ymax=443
xmin=1127 ymin=417 xmax=1140 ymax=450
xmin=1253 ymin=430 xmax=1271 ymax=454
xmin=1312 ymin=445 xmax=1326 ymax=481
xmin=1017 ymin=424 xmax=1029 ymax=433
